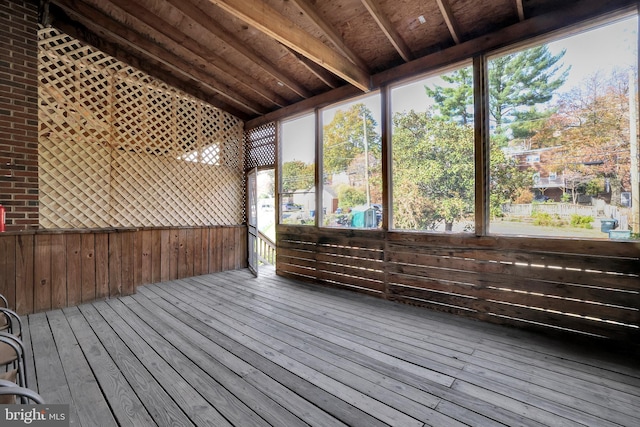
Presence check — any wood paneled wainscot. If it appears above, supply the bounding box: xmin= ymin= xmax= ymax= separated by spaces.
xmin=0 ymin=226 xmax=247 ymax=314
xmin=277 ymin=225 xmax=640 ymax=344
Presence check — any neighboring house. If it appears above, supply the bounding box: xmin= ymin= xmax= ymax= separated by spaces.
xmin=291 ymin=186 xmax=339 ymax=215
xmin=505 ymin=146 xmax=566 ymax=201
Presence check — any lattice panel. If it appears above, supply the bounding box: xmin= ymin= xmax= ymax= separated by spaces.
xmin=210 ymin=104 xmax=244 ymax=170
xmin=39 ymin=135 xmax=111 ymax=228
xmin=244 ymin=122 xmax=276 ymax=170
xmin=38 ymin=28 xmax=244 ymax=228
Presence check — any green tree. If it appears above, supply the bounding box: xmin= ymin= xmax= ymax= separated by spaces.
xmin=393 ymin=110 xmax=526 ymax=227
xmin=489 ymin=46 xmax=568 ymax=143
xmin=510 ymin=106 xmax=555 ymax=146
xmin=426 ymin=46 xmax=568 ymax=143
xmin=393 ymin=110 xmax=474 ymax=231
xmin=337 ymin=185 xmax=366 ymax=210
xmin=489 ymin=147 xmax=529 ymax=217
xmin=554 ymin=70 xmax=632 ymax=203
xmin=323 ymin=103 xmax=381 ymax=176
xmin=424 ymin=49 xmax=564 ymax=218
xmin=425 ymin=67 xmax=474 ymax=125
xmin=281 ymin=160 xmax=314 ymax=194
xmin=322 ymin=103 xmax=383 ymax=214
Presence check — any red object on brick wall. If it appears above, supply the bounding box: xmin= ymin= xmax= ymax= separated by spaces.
xmin=0 ymin=205 xmax=5 ymax=232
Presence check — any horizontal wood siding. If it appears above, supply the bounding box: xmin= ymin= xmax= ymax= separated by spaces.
xmin=0 ymin=226 xmax=247 ymax=315
xmin=277 ymin=226 xmax=386 ymax=296
xmin=277 ymin=225 xmax=640 ymax=342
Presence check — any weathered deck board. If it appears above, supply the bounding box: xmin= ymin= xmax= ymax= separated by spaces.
xmin=189 ymin=271 xmax=640 ymax=426
xmin=21 ymin=314 xmax=36 ymax=391
xmin=46 ymin=310 xmax=117 ymax=427
xmin=27 ymin=312 xmax=79 ymax=424
xmin=91 ymin=300 xmax=233 ymax=426
xmin=134 ymin=288 xmax=378 ymax=427
xmin=120 ymin=295 xmax=312 ymax=427
xmin=109 ymin=297 xmax=293 ymax=427
xmin=63 ymin=306 xmax=155 ymax=427
xmin=26 ymin=268 xmax=640 ymax=427
xmin=77 ymin=303 xmax=195 ymax=427
xmin=158 ymin=280 xmax=443 ymax=426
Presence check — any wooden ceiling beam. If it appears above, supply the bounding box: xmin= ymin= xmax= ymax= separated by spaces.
xmin=249 ymin=0 xmax=638 ymax=128
xmin=248 ymin=84 xmax=361 ymax=130
xmin=92 ymin=0 xmax=289 ymax=108
xmin=435 ymin=0 xmax=462 ymax=44
xmin=289 ymin=0 xmax=369 ymax=72
xmin=207 ymin=0 xmax=371 ymax=92
xmin=169 ymin=0 xmax=313 ymax=99
xmin=360 ymin=0 xmax=413 ymax=62
xmin=50 ymin=0 xmax=267 ymax=117
xmin=284 ymin=46 xmax=342 ymax=89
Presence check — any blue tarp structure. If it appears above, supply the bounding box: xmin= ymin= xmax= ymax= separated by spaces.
xmin=350 ymin=207 xmax=376 ymax=228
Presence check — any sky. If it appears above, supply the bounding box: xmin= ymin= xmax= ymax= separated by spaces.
xmin=282 ymin=15 xmax=638 ymax=163
xmin=281 ymin=113 xmax=315 ymax=163
xmin=549 ymin=15 xmax=637 ymax=92
xmin=392 ymin=15 xmax=638 ymax=112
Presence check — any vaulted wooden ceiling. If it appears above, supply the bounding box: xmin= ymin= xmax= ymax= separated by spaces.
xmin=41 ymin=0 xmax=635 ymax=122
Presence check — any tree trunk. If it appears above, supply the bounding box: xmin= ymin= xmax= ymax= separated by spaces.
xmin=445 ymin=222 xmax=453 ymax=231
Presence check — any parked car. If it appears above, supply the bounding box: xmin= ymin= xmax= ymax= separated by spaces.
xmin=282 ymin=202 xmax=303 ymax=211
xmin=533 ymin=194 xmax=550 ymax=202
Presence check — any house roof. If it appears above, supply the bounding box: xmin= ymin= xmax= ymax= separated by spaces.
xmin=42 ymin=0 xmax=636 ymax=123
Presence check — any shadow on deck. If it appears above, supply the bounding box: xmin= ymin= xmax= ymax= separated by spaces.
xmin=23 ymin=268 xmax=640 ymax=426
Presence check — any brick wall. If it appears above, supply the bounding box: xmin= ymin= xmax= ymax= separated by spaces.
xmin=0 ymin=0 xmax=39 ymax=231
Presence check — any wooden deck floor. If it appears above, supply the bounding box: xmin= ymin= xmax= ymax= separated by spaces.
xmin=23 ymin=268 xmax=640 ymax=427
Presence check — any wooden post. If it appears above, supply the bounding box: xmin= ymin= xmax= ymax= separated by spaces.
xmin=474 ymin=55 xmax=490 ymax=236
xmin=630 ymin=70 xmax=639 ymax=232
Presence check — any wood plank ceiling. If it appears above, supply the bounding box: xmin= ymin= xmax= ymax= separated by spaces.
xmin=40 ymin=0 xmax=606 ymax=121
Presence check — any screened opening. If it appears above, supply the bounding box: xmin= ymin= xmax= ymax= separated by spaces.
xmin=280 ymin=113 xmax=316 ymax=226
xmin=257 ymin=169 xmax=276 ymax=240
xmin=489 ymin=15 xmax=639 ymax=238
xmin=276 ymin=12 xmax=639 ymax=242
xmin=390 ymin=63 xmax=475 ymax=232
xmin=321 ymin=93 xmax=383 ymax=228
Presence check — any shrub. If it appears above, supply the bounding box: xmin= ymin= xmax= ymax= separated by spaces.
xmin=513 ymin=188 xmax=534 ymax=204
xmin=585 ymin=178 xmax=604 ymax=195
xmin=532 ymin=212 xmax=565 ymax=227
xmin=337 ymin=185 xmax=366 ymax=210
xmin=570 ymin=214 xmax=593 ymax=229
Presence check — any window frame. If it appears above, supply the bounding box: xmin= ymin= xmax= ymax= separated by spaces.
xmin=274 ymin=8 xmax=639 ymax=242
xmin=278 ymin=111 xmax=317 ymax=226
xmin=318 ymin=90 xmax=383 ymax=230
xmin=387 ymin=60 xmax=477 ymax=234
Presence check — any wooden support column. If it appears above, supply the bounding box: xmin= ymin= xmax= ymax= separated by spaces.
xmin=380 ymin=84 xmax=391 ymax=299
xmin=315 ymin=108 xmax=323 ymax=229
xmin=474 ymin=55 xmax=490 ymax=236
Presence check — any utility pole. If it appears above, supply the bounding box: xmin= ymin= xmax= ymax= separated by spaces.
xmin=363 ymin=112 xmax=371 ymax=207
xmin=629 ymin=70 xmax=639 ymax=232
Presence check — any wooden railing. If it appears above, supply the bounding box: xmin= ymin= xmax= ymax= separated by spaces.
xmin=277 ymin=224 xmax=640 ymax=344
xmin=257 ymin=231 xmax=276 ymax=265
